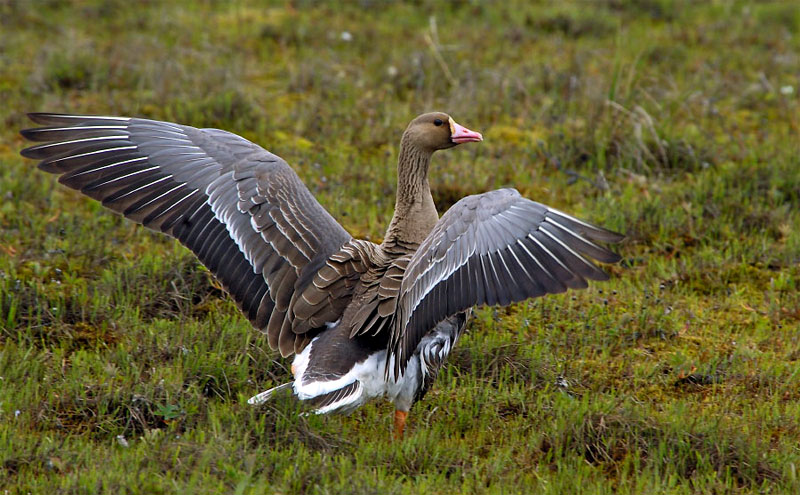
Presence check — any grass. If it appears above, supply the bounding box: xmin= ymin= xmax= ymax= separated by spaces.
xmin=1 ymin=0 xmax=799 ymax=493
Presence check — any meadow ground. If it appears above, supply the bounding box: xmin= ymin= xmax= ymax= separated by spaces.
xmin=1 ymin=1 xmax=799 ymax=493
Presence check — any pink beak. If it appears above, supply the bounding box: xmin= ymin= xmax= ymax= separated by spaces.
xmin=450 ymin=120 xmax=483 ymax=144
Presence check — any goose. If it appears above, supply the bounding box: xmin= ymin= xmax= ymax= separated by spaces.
xmin=20 ymin=112 xmax=622 ymax=438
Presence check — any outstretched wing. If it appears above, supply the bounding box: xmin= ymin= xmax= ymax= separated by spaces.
xmin=390 ymin=188 xmax=623 ymax=376
xmin=20 ymin=113 xmax=352 ymax=356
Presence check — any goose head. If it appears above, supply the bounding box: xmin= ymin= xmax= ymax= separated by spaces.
xmin=401 ymin=112 xmax=483 ymax=152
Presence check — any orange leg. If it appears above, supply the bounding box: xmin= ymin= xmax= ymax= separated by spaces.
xmin=394 ymin=410 xmax=408 ymax=440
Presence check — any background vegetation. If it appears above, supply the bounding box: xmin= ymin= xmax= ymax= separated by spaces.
xmin=1 ymin=0 xmax=799 ymax=493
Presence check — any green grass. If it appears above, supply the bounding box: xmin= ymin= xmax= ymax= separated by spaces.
xmin=1 ymin=0 xmax=799 ymax=493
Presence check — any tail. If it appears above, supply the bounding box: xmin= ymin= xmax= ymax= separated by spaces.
xmin=247 ymin=382 xmax=292 ymax=405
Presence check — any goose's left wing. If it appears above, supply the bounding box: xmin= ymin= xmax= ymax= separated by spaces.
xmin=20 ymin=113 xmax=352 ymax=357
xmin=389 ymin=188 xmax=623 ymax=376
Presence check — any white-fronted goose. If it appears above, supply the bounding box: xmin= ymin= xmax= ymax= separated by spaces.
xmin=20 ymin=112 xmax=622 ymax=438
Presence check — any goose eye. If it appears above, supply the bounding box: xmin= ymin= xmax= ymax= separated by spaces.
xmin=433 ymin=119 xmax=443 ymax=127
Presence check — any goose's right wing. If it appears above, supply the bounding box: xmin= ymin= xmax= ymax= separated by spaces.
xmin=389 ymin=188 xmax=623 ymax=376
xmin=21 ymin=113 xmax=352 ymax=356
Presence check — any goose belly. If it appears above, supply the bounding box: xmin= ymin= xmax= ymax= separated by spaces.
xmin=290 ymin=326 xmax=391 ymax=414
xmin=290 ymin=311 xmax=468 ymax=414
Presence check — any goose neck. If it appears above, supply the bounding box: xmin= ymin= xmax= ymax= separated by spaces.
xmin=382 ymin=140 xmax=439 ymax=253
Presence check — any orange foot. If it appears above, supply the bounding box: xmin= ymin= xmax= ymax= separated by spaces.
xmin=394 ymin=410 xmax=408 ymax=440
